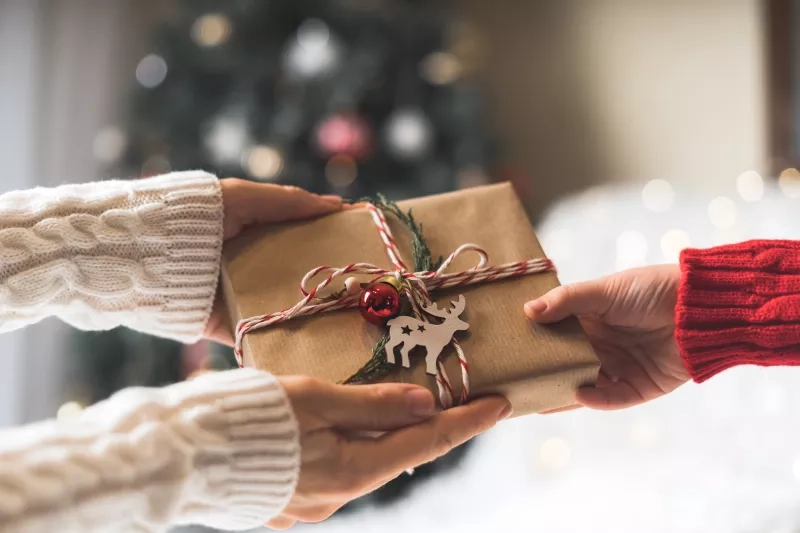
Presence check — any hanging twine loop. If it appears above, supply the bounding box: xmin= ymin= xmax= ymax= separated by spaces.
xmin=234 ymin=202 xmax=554 ymax=409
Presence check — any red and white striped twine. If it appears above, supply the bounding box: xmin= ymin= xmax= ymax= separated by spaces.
xmin=234 ymin=202 xmax=554 ymax=409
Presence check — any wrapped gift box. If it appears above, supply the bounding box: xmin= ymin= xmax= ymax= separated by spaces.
xmin=221 ymin=183 xmax=598 ymax=416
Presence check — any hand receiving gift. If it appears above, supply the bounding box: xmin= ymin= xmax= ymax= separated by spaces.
xmin=525 ymin=265 xmax=688 ymax=411
xmin=526 ymin=239 xmax=800 ymax=412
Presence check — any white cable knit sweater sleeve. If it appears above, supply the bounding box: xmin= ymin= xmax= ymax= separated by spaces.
xmin=0 ymin=172 xmax=302 ymax=531
xmin=0 ymin=170 xmax=223 ymax=343
xmin=0 ymin=368 xmax=300 ymax=533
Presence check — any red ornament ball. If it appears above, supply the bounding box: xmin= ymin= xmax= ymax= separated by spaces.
xmin=315 ymin=113 xmax=372 ymax=159
xmin=359 ymin=282 xmax=401 ymax=325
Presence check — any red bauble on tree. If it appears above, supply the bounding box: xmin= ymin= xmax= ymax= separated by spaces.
xmin=315 ymin=112 xmax=372 ymax=159
xmin=359 ymin=278 xmax=402 ymax=325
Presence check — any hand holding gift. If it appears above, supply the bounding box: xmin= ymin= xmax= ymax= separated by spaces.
xmin=204 ymin=179 xmax=344 ymax=345
xmin=266 ymin=377 xmax=509 ymax=529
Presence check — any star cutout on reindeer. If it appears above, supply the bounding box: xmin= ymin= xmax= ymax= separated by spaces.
xmin=385 ymin=295 xmax=469 ymax=376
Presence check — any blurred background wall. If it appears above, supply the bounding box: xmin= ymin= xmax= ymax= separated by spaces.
xmin=462 ymin=0 xmax=766 ymax=215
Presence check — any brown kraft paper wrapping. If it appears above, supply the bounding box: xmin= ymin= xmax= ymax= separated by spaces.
xmin=221 ymin=182 xmax=599 ymax=417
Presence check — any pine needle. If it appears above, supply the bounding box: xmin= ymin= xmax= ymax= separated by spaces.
xmin=341 ymin=197 xmax=438 ymax=384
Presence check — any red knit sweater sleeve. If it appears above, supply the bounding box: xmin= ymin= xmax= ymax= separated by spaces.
xmin=676 ymin=240 xmax=800 ymax=382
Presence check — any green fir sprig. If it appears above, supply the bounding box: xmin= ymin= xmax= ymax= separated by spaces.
xmin=341 ymin=197 xmax=438 ymax=385
xmin=371 ymin=194 xmax=443 ymax=273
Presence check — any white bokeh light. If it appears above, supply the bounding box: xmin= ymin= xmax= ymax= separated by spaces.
xmin=641 ymin=179 xmax=674 ymax=212
xmin=135 ymin=54 xmax=168 ymax=88
xmin=714 ymin=228 xmax=744 ymax=246
xmin=736 ymin=170 xmax=764 ymax=202
xmin=539 ymin=438 xmax=571 ymax=470
xmin=56 ymin=401 xmax=83 ymax=422
xmin=284 ymin=19 xmax=340 ymax=79
xmin=204 ymin=114 xmax=249 ymax=165
xmin=616 ymin=230 xmax=648 ymax=271
xmin=761 ymin=217 xmax=788 ymax=239
xmin=384 ymin=109 xmax=433 ymax=161
xmin=245 ymin=145 xmax=283 ymax=180
xmin=762 ymin=386 xmax=786 ymax=416
xmin=708 ymin=197 xmax=736 ymax=229
xmin=660 ymin=229 xmax=690 ymax=262
xmin=630 ymin=419 xmax=663 ymax=448
xmin=541 ymin=229 xmax=574 ymax=262
xmin=92 ymin=126 xmax=127 ymax=163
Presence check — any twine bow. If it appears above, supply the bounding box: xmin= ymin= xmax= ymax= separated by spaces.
xmin=234 ymin=202 xmax=554 ymax=408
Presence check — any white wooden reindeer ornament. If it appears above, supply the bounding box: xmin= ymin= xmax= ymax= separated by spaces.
xmin=384 ymin=295 xmax=469 ymax=375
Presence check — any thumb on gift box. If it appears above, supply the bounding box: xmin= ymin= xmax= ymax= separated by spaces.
xmin=316 ymin=382 xmax=437 ymax=431
xmin=220 ymin=179 xmax=343 ymax=239
xmin=524 ymin=280 xmax=612 ymax=323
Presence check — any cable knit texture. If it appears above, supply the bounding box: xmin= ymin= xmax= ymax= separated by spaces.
xmin=676 ymin=240 xmax=800 ymax=382
xmin=0 ymin=172 xmax=301 ymax=532
xmin=0 ymin=171 xmax=223 ymax=343
xmin=0 ymin=368 xmax=300 ymax=533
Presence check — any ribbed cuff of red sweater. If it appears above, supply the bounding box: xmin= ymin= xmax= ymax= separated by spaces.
xmin=676 ymin=240 xmax=800 ymax=383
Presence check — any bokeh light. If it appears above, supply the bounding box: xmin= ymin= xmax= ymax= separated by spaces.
xmin=660 ymin=229 xmax=690 ymax=262
xmin=191 ymin=13 xmax=232 ymax=47
xmin=284 ymin=19 xmax=340 ymax=79
xmin=641 ymin=179 xmax=674 ymax=212
xmin=539 ymin=438 xmax=571 ymax=470
xmin=616 ymin=230 xmax=648 ymax=270
xmin=325 ymin=154 xmax=358 ymax=188
xmin=92 ymin=126 xmax=127 ymax=163
xmin=141 ymin=155 xmax=171 ymax=176
xmin=135 ymin=54 xmax=168 ymax=88
xmin=779 ymin=168 xmax=800 ymax=198
xmin=630 ymin=419 xmax=663 ymax=448
xmin=245 ymin=145 xmax=283 ymax=180
xmin=56 ymin=401 xmax=83 ymax=422
xmin=707 ymin=197 xmax=736 ymax=229
xmin=204 ymin=114 xmax=249 ymax=165
xmin=541 ymin=228 xmax=575 ymax=263
xmin=762 ymin=386 xmax=786 ymax=416
xmin=419 ymin=52 xmax=462 ymax=85
xmin=384 ymin=109 xmax=433 ymax=161
xmin=736 ymin=170 xmax=763 ymax=202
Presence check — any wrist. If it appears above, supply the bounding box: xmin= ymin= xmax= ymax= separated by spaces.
xmin=168 ymin=368 xmax=300 ymax=530
xmin=139 ymin=171 xmax=224 ymax=343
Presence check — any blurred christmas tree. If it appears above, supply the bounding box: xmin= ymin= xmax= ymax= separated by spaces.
xmin=71 ymin=0 xmax=505 ymax=516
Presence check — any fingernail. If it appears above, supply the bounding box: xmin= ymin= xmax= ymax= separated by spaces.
xmin=321 ymin=194 xmax=342 ymax=204
xmin=524 ymin=299 xmax=547 ymax=317
xmin=498 ymin=404 xmax=513 ymax=421
xmin=407 ymin=388 xmax=435 ymax=417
